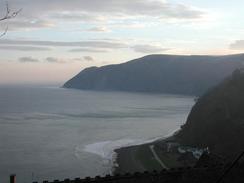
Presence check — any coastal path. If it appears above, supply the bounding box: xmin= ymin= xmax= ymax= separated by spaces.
xmin=149 ymin=145 xmax=169 ymax=169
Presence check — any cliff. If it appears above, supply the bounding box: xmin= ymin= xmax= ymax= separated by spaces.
xmin=177 ymin=69 xmax=244 ymax=159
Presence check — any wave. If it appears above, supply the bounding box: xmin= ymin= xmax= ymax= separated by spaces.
xmin=0 ymin=113 xmax=64 ymax=122
xmin=82 ymin=137 xmax=164 ymax=174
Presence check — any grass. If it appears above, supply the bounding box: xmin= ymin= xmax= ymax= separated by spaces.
xmin=154 ymin=143 xmax=183 ymax=168
xmin=114 ymin=140 xmax=195 ymax=174
xmin=135 ymin=144 xmax=164 ymax=171
xmin=156 ymin=151 xmax=182 ymax=168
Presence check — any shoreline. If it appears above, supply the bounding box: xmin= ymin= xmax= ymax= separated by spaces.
xmin=111 ymin=136 xmax=166 ymax=173
xmin=83 ymin=130 xmax=186 ymax=175
xmin=112 ymin=137 xmax=171 ymax=174
xmin=83 ymin=137 xmax=165 ymax=174
xmin=112 ymin=132 xmax=199 ymax=175
xmin=111 ymin=129 xmax=182 ymax=174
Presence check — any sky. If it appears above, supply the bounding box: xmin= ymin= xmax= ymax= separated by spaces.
xmin=0 ymin=0 xmax=244 ymax=85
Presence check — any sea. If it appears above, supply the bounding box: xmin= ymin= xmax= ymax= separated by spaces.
xmin=0 ymin=86 xmax=194 ymax=183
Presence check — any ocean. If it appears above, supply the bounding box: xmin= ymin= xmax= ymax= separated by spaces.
xmin=0 ymin=86 xmax=194 ymax=183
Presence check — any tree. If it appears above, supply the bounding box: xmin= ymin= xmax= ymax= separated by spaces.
xmin=0 ymin=2 xmax=21 ymax=37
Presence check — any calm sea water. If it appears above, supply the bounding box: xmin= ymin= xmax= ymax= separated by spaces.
xmin=0 ymin=86 xmax=194 ymax=183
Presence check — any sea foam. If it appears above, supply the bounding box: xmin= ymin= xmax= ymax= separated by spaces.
xmin=83 ymin=137 xmax=163 ymax=173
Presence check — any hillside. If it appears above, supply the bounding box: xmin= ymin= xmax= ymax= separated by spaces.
xmin=64 ymin=54 xmax=244 ymax=95
xmin=176 ymin=69 xmax=244 ymax=159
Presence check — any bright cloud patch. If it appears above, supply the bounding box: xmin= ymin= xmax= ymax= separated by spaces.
xmin=230 ymin=40 xmax=244 ymax=50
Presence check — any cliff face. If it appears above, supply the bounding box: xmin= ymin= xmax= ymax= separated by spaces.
xmin=64 ymin=54 xmax=244 ymax=96
xmin=177 ymin=69 xmax=244 ymax=158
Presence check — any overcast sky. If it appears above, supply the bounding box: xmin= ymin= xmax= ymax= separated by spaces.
xmin=1 ymin=0 xmax=244 ymax=85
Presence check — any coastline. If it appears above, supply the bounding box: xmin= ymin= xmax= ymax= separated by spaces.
xmin=112 ymin=132 xmax=198 ymax=175
xmin=83 ymin=137 xmax=164 ymax=174
xmin=113 ymin=137 xmax=170 ymax=174
xmin=83 ymin=129 xmax=192 ymax=175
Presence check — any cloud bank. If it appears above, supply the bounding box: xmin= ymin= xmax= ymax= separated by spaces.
xmin=16 ymin=56 xmax=96 ymax=64
xmin=0 ymin=39 xmax=169 ymax=54
xmin=0 ymin=45 xmax=52 ymax=51
xmin=0 ymin=39 xmax=127 ymax=49
xmin=5 ymin=0 xmax=206 ymax=31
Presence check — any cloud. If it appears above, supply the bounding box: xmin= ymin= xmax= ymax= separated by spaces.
xmin=0 ymin=38 xmax=174 ymax=54
xmin=71 ymin=58 xmax=84 ymax=62
xmin=159 ymin=3 xmax=204 ymax=20
xmin=7 ymin=19 xmax=55 ymax=31
xmin=18 ymin=57 xmax=39 ymax=63
xmin=19 ymin=0 xmax=205 ymax=19
xmin=0 ymin=45 xmax=52 ymax=51
xmin=45 ymin=56 xmax=94 ymax=63
xmin=46 ymin=57 xmax=66 ymax=64
xmin=16 ymin=55 xmax=95 ymax=64
xmin=132 ymin=44 xmax=170 ymax=53
xmin=0 ymin=39 xmax=128 ymax=49
xmin=6 ymin=0 xmax=206 ymax=31
xmin=85 ymin=26 xmax=110 ymax=32
xmin=111 ymin=22 xmax=146 ymax=29
xmin=69 ymin=48 xmax=110 ymax=53
xmin=50 ymin=12 xmax=107 ymax=23
xmin=0 ymin=38 xmax=172 ymax=53
xmin=83 ymin=56 xmax=94 ymax=61
xmin=229 ymin=40 xmax=244 ymax=50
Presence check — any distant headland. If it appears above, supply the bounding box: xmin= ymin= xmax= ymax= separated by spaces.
xmin=64 ymin=54 xmax=244 ymax=96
